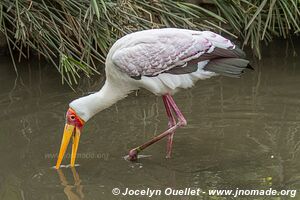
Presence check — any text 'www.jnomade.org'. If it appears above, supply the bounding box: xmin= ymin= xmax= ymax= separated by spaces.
xmin=208 ymin=188 xmax=296 ymax=198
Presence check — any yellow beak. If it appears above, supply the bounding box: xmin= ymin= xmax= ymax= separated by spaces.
xmin=55 ymin=124 xmax=81 ymax=169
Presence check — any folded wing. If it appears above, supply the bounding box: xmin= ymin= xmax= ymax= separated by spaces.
xmin=112 ymin=29 xmax=249 ymax=80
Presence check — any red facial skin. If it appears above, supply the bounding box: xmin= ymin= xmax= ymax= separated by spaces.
xmin=66 ymin=108 xmax=85 ymax=130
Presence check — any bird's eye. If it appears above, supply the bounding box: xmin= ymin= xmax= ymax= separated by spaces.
xmin=70 ymin=115 xmax=75 ymax=120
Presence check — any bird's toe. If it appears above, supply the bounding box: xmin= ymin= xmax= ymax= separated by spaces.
xmin=128 ymin=149 xmax=139 ymax=161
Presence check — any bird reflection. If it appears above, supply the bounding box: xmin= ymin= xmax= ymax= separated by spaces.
xmin=57 ymin=168 xmax=84 ymax=200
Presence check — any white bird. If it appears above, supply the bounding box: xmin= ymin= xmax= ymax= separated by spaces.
xmin=55 ymin=28 xmax=252 ymax=169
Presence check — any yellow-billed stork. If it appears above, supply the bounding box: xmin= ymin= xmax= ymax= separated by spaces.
xmin=55 ymin=28 xmax=252 ymax=169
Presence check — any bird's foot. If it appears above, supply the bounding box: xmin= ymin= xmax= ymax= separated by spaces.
xmin=127 ymin=148 xmax=139 ymax=161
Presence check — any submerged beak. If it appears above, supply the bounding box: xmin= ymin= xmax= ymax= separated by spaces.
xmin=55 ymin=124 xmax=81 ymax=169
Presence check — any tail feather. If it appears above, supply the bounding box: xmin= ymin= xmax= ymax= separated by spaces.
xmin=165 ymin=46 xmax=253 ymax=77
xmin=204 ymin=58 xmax=250 ymax=78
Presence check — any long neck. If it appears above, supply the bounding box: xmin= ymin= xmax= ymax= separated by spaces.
xmin=69 ymin=80 xmax=132 ymax=121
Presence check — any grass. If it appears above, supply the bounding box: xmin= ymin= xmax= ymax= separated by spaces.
xmin=0 ymin=0 xmax=299 ymax=86
xmin=214 ymin=0 xmax=300 ymax=58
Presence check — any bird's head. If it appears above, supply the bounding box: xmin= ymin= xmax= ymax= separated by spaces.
xmin=55 ymin=108 xmax=85 ymax=169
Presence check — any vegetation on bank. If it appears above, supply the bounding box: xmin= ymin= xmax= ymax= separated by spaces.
xmin=0 ymin=0 xmax=299 ymax=86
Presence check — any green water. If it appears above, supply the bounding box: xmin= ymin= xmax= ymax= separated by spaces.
xmin=0 ymin=40 xmax=300 ymax=200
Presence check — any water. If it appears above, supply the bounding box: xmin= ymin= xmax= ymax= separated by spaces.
xmin=0 ymin=40 xmax=300 ymax=200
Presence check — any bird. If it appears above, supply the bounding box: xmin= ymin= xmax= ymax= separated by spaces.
xmin=55 ymin=28 xmax=252 ymax=169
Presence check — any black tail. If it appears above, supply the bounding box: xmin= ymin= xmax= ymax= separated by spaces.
xmin=202 ymin=46 xmax=253 ymax=78
xmin=203 ymin=58 xmax=250 ymax=78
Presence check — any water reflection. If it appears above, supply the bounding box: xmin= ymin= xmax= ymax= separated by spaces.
xmin=57 ymin=168 xmax=84 ymax=200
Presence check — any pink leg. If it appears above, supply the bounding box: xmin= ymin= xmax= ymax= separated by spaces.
xmin=165 ymin=95 xmax=187 ymax=126
xmin=163 ymin=96 xmax=176 ymax=158
xmin=128 ymin=94 xmax=187 ymax=161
